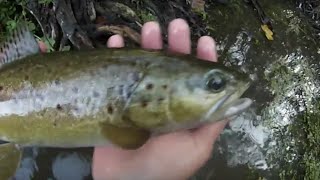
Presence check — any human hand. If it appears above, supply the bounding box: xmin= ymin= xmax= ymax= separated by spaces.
xmin=92 ymin=18 xmax=229 ymax=180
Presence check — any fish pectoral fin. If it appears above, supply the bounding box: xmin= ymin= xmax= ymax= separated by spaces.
xmin=100 ymin=123 xmax=150 ymax=149
xmin=0 ymin=143 xmax=22 ymax=179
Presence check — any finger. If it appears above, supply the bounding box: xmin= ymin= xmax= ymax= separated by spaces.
xmin=107 ymin=34 xmax=124 ymax=48
xmin=38 ymin=41 xmax=47 ymax=53
xmin=168 ymin=18 xmax=191 ymax=54
xmin=196 ymin=36 xmax=218 ymax=62
xmin=141 ymin=21 xmax=162 ymax=50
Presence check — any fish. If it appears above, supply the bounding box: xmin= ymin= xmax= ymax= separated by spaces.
xmin=0 ymin=25 xmax=252 ymax=179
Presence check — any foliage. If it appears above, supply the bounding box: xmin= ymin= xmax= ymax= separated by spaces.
xmin=0 ymin=0 xmax=55 ymax=52
xmin=277 ymin=102 xmax=320 ymax=180
xmin=302 ymin=103 xmax=320 ymax=180
xmin=0 ymin=0 xmax=53 ymax=40
xmin=137 ymin=9 xmax=157 ymax=23
xmin=39 ymin=0 xmax=53 ymax=5
xmin=0 ymin=1 xmax=33 ymax=39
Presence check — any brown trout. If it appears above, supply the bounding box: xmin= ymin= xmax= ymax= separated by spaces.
xmin=0 ymin=25 xmax=252 ymax=178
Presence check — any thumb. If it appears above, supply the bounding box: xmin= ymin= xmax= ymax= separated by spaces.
xmin=191 ymin=120 xmax=229 ymax=160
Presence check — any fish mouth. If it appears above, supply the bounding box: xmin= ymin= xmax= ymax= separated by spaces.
xmin=202 ymin=90 xmax=252 ymax=121
xmin=222 ymin=81 xmax=252 ymax=118
xmin=223 ymin=98 xmax=252 ymax=117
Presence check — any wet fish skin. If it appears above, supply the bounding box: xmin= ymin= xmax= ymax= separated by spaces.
xmin=0 ymin=24 xmax=252 ymax=149
xmin=0 ymin=48 xmax=251 ymax=149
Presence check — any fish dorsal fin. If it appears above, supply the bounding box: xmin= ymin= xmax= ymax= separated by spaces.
xmin=0 ymin=24 xmax=40 ymax=67
xmin=0 ymin=142 xmax=23 ymax=179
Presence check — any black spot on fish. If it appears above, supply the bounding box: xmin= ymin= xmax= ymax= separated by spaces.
xmin=107 ymin=105 xmax=114 ymax=114
xmin=73 ymin=107 xmax=80 ymax=113
xmin=162 ymin=85 xmax=168 ymax=90
xmin=158 ymin=97 xmax=165 ymax=102
xmin=146 ymin=83 xmax=153 ymax=90
xmin=0 ymin=86 xmax=3 ymax=91
xmin=141 ymin=100 xmax=148 ymax=108
xmin=54 ymin=79 xmax=61 ymax=85
xmin=93 ymin=91 xmax=100 ymax=97
xmin=56 ymin=104 xmax=62 ymax=110
xmin=24 ymin=75 xmax=29 ymax=80
xmin=53 ymin=122 xmax=57 ymax=127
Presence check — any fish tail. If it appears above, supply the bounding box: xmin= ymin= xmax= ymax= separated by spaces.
xmin=0 ymin=23 xmax=40 ymax=67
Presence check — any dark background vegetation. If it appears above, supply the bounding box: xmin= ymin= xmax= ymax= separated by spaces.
xmin=0 ymin=0 xmax=319 ymax=50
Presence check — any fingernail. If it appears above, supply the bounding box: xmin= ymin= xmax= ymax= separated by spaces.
xmin=168 ymin=18 xmax=191 ymax=54
xmin=141 ymin=21 xmax=162 ymax=50
xmin=107 ymin=35 xmax=124 ymax=48
xmin=197 ymin=36 xmax=217 ymax=62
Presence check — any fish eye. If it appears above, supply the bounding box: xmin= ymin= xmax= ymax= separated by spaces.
xmin=205 ymin=71 xmax=227 ymax=93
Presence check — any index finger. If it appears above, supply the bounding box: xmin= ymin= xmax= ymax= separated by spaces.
xmin=168 ymin=19 xmax=191 ymax=54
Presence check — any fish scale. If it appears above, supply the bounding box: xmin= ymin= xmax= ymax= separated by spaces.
xmin=0 ymin=65 xmax=140 ymax=118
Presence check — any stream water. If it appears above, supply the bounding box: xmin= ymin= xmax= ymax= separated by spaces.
xmin=192 ymin=1 xmax=319 ymax=179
